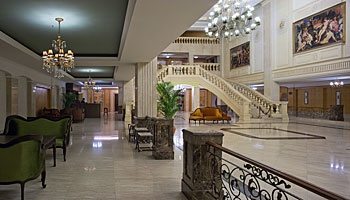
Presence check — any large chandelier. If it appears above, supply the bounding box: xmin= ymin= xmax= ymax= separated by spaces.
xmin=205 ymin=0 xmax=261 ymax=39
xmin=330 ymin=80 xmax=344 ymax=87
xmin=42 ymin=18 xmax=74 ymax=78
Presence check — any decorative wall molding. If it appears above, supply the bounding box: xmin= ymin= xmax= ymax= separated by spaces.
xmin=227 ymin=72 xmax=264 ymax=84
xmin=273 ymin=58 xmax=350 ymax=80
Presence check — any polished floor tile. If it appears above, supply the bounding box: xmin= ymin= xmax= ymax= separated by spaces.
xmin=1 ymin=112 xmax=349 ymax=199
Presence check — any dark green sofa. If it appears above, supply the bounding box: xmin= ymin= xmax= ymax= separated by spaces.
xmin=6 ymin=115 xmax=72 ymax=161
xmin=0 ymin=135 xmax=46 ymax=200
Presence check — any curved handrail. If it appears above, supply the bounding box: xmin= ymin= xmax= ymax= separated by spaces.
xmin=206 ymin=141 xmax=347 ymax=200
xmin=157 ymin=65 xmax=251 ymax=118
xmin=227 ymin=80 xmax=286 ymax=117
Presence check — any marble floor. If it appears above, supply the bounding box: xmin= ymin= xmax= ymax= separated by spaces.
xmin=0 ymin=112 xmax=350 ymax=199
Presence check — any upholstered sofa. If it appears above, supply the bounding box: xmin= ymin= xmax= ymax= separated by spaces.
xmin=0 ymin=135 xmax=46 ymax=200
xmin=5 ymin=115 xmax=72 ymax=161
xmin=189 ymin=107 xmax=231 ymax=124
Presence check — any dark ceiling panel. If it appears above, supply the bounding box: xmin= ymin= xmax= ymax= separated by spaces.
xmin=0 ymin=0 xmax=128 ymax=57
xmin=68 ymin=66 xmax=115 ymax=78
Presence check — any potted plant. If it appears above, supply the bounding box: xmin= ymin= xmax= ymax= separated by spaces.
xmin=62 ymin=92 xmax=76 ymax=114
xmin=156 ymin=80 xmax=182 ymax=119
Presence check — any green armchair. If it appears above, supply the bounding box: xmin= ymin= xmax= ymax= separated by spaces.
xmin=7 ymin=115 xmax=72 ymax=161
xmin=0 ymin=135 xmax=46 ymax=200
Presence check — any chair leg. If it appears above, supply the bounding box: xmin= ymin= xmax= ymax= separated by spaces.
xmin=20 ymin=182 xmax=25 ymax=200
xmin=63 ymin=146 xmax=66 ymax=161
xmin=41 ymin=170 xmax=47 ymax=188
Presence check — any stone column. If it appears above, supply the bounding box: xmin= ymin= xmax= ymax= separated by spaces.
xmin=152 ymin=118 xmax=174 ymax=160
xmin=188 ymin=52 xmax=194 ymax=65
xmin=192 ymin=86 xmax=200 ymax=111
xmin=124 ymin=102 xmax=132 ymax=125
xmin=135 ymin=58 xmax=157 ymax=117
xmin=181 ymin=127 xmax=223 ymax=200
xmin=262 ymin=1 xmax=280 ymax=101
xmin=18 ymin=76 xmax=28 ymax=117
xmin=0 ymin=71 xmax=6 ymax=131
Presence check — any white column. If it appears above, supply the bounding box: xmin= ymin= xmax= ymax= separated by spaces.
xmin=27 ymin=80 xmax=35 ymax=117
xmin=18 ymin=76 xmax=28 ymax=117
xmin=123 ymin=78 xmax=135 ymax=124
xmin=0 ymin=71 xmax=6 ymax=131
xmin=136 ymin=58 xmax=157 ymax=117
xmin=192 ymin=86 xmax=200 ymax=111
xmin=263 ymin=0 xmax=280 ymax=101
xmin=188 ymin=52 xmax=194 ymax=65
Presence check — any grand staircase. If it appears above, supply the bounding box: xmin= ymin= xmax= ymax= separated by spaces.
xmin=157 ymin=65 xmax=289 ymax=122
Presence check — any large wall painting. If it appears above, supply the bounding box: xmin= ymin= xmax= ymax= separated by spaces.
xmin=230 ymin=42 xmax=250 ymax=69
xmin=293 ymin=2 xmax=345 ymax=54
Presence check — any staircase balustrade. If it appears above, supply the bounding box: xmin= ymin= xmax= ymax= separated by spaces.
xmin=157 ymin=65 xmax=288 ymax=122
xmin=229 ymin=81 xmax=288 ymax=121
xmin=173 ymin=37 xmax=220 ymax=45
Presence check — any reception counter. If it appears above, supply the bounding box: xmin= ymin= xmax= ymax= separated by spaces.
xmin=83 ymin=103 xmax=101 ymax=118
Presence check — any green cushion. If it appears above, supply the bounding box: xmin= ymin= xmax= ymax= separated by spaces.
xmin=11 ymin=118 xmax=70 ymax=147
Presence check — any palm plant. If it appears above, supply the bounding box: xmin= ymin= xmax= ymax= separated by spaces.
xmin=156 ymin=80 xmax=182 ymax=118
xmin=63 ymin=92 xmax=76 ymax=108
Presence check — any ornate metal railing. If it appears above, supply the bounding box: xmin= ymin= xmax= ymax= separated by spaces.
xmin=206 ymin=141 xmax=347 ymax=200
xmin=173 ymin=37 xmax=220 ymax=45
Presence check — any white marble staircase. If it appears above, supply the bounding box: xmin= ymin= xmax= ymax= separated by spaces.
xmin=157 ymin=65 xmax=289 ymax=122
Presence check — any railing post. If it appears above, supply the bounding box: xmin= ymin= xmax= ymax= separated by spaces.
xmin=181 ymin=128 xmax=224 ymax=200
xmin=280 ymin=102 xmax=289 ymax=122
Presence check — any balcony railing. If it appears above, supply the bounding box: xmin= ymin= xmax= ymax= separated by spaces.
xmin=173 ymin=37 xmax=220 ymax=45
xmin=206 ymin=141 xmax=347 ymax=200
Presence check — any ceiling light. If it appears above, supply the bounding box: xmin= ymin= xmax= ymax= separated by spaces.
xmin=42 ymin=18 xmax=74 ymax=78
xmin=330 ymin=80 xmax=344 ymax=87
xmin=84 ymin=70 xmax=96 ymax=89
xmin=194 ymin=56 xmax=199 ymax=59
xmin=205 ymin=0 xmax=261 ymax=40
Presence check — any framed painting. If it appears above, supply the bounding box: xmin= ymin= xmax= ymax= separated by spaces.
xmin=230 ymin=42 xmax=250 ymax=70
xmin=293 ymin=2 xmax=345 ymax=54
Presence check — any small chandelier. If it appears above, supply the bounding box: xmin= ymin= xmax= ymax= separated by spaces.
xmin=94 ymin=86 xmax=102 ymax=92
xmin=205 ymin=0 xmax=261 ymax=39
xmin=42 ymin=18 xmax=74 ymax=78
xmin=330 ymin=80 xmax=344 ymax=87
xmin=84 ymin=75 xmax=96 ymax=89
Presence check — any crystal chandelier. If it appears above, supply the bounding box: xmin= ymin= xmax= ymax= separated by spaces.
xmin=42 ymin=18 xmax=74 ymax=78
xmin=205 ymin=0 xmax=261 ymax=39
xmin=330 ymin=80 xmax=344 ymax=87
xmin=84 ymin=75 xmax=96 ymax=89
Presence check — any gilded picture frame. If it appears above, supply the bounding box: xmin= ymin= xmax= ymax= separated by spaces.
xmin=230 ymin=42 xmax=250 ymax=70
xmin=293 ymin=2 xmax=345 ymax=54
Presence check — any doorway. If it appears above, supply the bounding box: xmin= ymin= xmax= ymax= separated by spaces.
xmin=114 ymin=94 xmax=119 ymax=112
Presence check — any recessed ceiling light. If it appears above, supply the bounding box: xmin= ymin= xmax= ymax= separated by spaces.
xmin=166 ymin=56 xmax=170 ymax=58
xmin=194 ymin=56 xmax=199 ymax=59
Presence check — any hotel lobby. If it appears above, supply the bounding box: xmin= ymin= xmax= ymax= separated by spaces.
xmin=1 ymin=0 xmax=350 ymax=199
